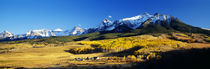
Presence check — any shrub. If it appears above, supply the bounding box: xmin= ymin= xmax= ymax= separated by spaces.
xmin=69 ymin=47 xmax=103 ymax=54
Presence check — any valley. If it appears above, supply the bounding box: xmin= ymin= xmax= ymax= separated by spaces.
xmin=0 ymin=42 xmax=133 ymax=68
xmin=1 ymin=0 xmax=210 ymax=68
xmin=0 ymin=34 xmax=210 ymax=68
xmin=0 ymin=12 xmax=210 ymax=69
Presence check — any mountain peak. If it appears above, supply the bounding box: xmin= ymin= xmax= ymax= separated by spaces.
xmin=70 ymin=26 xmax=85 ymax=36
xmin=26 ymin=29 xmax=55 ymax=39
xmin=0 ymin=30 xmax=14 ymax=39
xmin=122 ymin=12 xmax=153 ymax=21
xmin=3 ymin=30 xmax=11 ymax=33
xmin=3 ymin=30 xmax=12 ymax=35
xmin=103 ymin=18 xmax=112 ymax=24
xmin=73 ymin=26 xmax=82 ymax=30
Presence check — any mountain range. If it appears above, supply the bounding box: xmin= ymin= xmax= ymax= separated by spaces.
xmin=0 ymin=12 xmax=209 ymax=41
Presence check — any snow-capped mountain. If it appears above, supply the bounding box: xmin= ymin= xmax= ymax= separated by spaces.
xmin=70 ymin=26 xmax=85 ymax=36
xmin=84 ymin=12 xmax=171 ymax=33
xmin=118 ymin=12 xmax=170 ymax=29
xmin=97 ymin=18 xmax=115 ymax=31
xmin=12 ymin=34 xmax=26 ymax=40
xmin=26 ymin=29 xmax=56 ymax=39
xmin=0 ymin=26 xmax=86 ymax=40
xmin=0 ymin=30 xmax=14 ymax=39
xmin=119 ymin=12 xmax=153 ymax=29
xmin=25 ymin=27 xmax=84 ymax=38
xmin=0 ymin=12 xmax=174 ymax=40
xmin=2 ymin=12 xmax=208 ymax=41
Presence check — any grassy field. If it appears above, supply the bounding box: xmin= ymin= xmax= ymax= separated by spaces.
xmin=0 ymin=44 xmax=99 ymax=68
xmin=0 ymin=34 xmax=210 ymax=68
xmin=0 ymin=42 xmax=209 ymax=68
xmin=0 ymin=43 xmax=133 ymax=68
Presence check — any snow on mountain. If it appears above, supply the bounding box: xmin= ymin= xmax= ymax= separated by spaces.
xmin=97 ymin=18 xmax=115 ymax=31
xmin=26 ymin=29 xmax=55 ymax=39
xmin=88 ymin=12 xmax=169 ymax=33
xmin=0 ymin=27 xmax=85 ymax=40
xmin=122 ymin=12 xmax=152 ymax=21
xmin=118 ymin=12 xmax=170 ymax=29
xmin=0 ymin=12 xmax=175 ymax=41
xmin=151 ymin=13 xmax=171 ymax=23
xmin=119 ymin=12 xmax=152 ymax=29
xmin=70 ymin=26 xmax=85 ymax=36
xmin=0 ymin=30 xmax=14 ymax=39
xmin=12 ymin=34 xmax=26 ymax=39
xmin=121 ymin=12 xmax=152 ymax=21
xmin=83 ymin=12 xmax=173 ymax=33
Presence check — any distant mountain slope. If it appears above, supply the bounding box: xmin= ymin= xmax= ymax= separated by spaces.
xmin=0 ymin=26 xmax=85 ymax=40
xmin=0 ymin=30 xmax=13 ymax=39
xmin=135 ymin=16 xmax=210 ymax=35
xmin=70 ymin=26 xmax=85 ymax=36
xmin=169 ymin=18 xmax=210 ymax=34
xmin=0 ymin=12 xmax=209 ymax=41
xmin=26 ymin=29 xmax=56 ymax=39
xmin=83 ymin=12 xmax=209 ymax=35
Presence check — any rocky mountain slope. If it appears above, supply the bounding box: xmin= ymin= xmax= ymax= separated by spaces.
xmin=0 ymin=12 xmax=209 ymax=41
xmin=0 ymin=30 xmax=14 ymax=39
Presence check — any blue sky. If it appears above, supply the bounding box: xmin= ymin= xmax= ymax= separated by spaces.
xmin=0 ymin=0 xmax=210 ymax=34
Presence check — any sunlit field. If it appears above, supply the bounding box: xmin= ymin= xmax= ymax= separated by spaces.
xmin=0 ymin=34 xmax=210 ymax=68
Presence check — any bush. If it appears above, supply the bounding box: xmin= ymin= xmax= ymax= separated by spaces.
xmin=69 ymin=47 xmax=103 ymax=54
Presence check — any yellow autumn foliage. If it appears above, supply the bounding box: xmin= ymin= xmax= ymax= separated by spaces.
xmin=69 ymin=47 xmax=96 ymax=54
xmin=78 ymin=35 xmax=185 ymax=52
